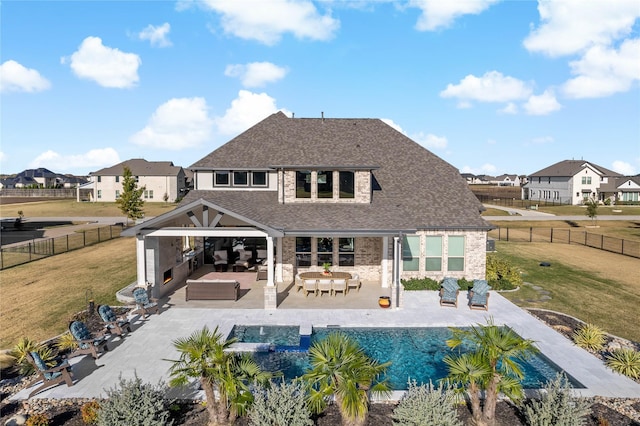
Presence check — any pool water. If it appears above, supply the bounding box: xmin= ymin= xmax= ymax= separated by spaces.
xmin=227 ymin=325 xmax=583 ymax=390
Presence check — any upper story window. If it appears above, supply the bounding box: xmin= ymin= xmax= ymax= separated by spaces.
xmin=233 ymin=171 xmax=248 ymax=186
xmin=581 ymin=176 xmax=592 ymax=184
xmin=317 ymin=171 xmax=333 ymax=198
xmin=296 ymin=171 xmax=311 ymax=198
xmin=215 ymin=171 xmax=230 ymax=186
xmin=252 ymin=171 xmax=267 ymax=186
xmin=339 ymin=171 xmax=355 ymax=198
xmin=97 ymin=176 xmax=102 ymax=183
xmin=115 ymin=176 xmax=120 ymax=183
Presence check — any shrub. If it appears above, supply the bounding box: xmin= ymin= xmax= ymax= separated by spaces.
xmin=81 ymin=400 xmax=101 ymax=424
xmin=392 ymin=380 xmax=462 ymax=426
xmin=96 ymin=374 xmax=173 ymax=426
xmin=25 ymin=413 xmax=49 ymax=426
xmin=523 ymin=372 xmax=590 ymax=426
xmin=55 ymin=332 xmax=79 ymax=353
xmin=10 ymin=337 xmax=56 ymax=376
xmin=457 ymin=278 xmax=474 ymax=291
xmin=486 ymin=254 xmax=521 ymax=290
xmin=248 ymin=379 xmax=313 ymax=426
xmin=605 ymin=348 xmax=640 ymax=379
xmin=573 ymin=323 xmax=606 ymax=352
xmin=401 ymin=278 xmax=440 ymax=291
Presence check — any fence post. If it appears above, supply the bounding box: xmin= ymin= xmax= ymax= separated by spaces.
xmin=66 ymin=234 xmax=69 ymax=252
xmin=601 ymin=234 xmax=603 ymax=250
xmin=51 ymin=237 xmax=55 ymax=255
xmin=568 ymin=229 xmax=571 ymax=245
xmin=529 ymin=227 xmax=533 ymax=242
xmin=83 ymin=230 xmax=86 ymax=247
xmin=550 ymin=228 xmax=553 ymax=243
xmin=29 ymin=242 xmax=32 ymax=261
xmin=98 ymin=227 xmax=101 ymax=243
xmin=506 ymin=228 xmax=509 ymax=241
xmin=1 ymin=249 xmax=3 ymax=269
xmin=110 ymin=225 xmax=113 ymax=239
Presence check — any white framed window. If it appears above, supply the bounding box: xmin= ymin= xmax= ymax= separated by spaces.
xmin=252 ymin=171 xmax=267 ymax=186
xmin=115 ymin=190 xmax=120 ymax=199
xmin=447 ymin=236 xmax=465 ymax=272
xmin=214 ymin=171 xmax=230 ymax=186
xmin=338 ymin=238 xmax=354 ymax=266
xmin=296 ymin=237 xmax=311 ymax=267
xmin=233 ymin=171 xmax=248 ymax=186
xmin=144 ymin=190 xmax=154 ymax=199
xmin=425 ymin=236 xmax=442 ymax=271
xmin=97 ymin=190 xmax=102 ymax=199
xmin=402 ymin=235 xmax=420 ymax=271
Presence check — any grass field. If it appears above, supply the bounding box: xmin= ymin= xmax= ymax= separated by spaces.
xmin=0 ymin=199 xmax=178 ymax=218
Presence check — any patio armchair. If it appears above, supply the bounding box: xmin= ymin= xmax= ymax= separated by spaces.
xmin=132 ymin=287 xmax=159 ymax=317
xmin=97 ymin=304 xmax=131 ymax=336
xmin=439 ymin=277 xmax=460 ymax=308
xmin=468 ymin=279 xmax=491 ymax=310
xmin=347 ymin=273 xmax=361 ymax=293
xmin=256 ymin=249 xmax=268 ymax=263
xmin=256 ymin=259 xmax=269 ymax=281
xmin=68 ymin=320 xmax=109 ymax=359
xmin=303 ymin=279 xmax=317 ymax=297
xmin=294 ymin=273 xmax=304 ymax=292
xmin=25 ymin=351 xmax=74 ymax=398
xmin=317 ymin=279 xmax=332 ymax=297
xmin=234 ymin=249 xmax=253 ymax=270
xmin=331 ymin=279 xmax=347 ymax=297
xmin=213 ymin=250 xmax=228 ymax=271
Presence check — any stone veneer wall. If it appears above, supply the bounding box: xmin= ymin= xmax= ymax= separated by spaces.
xmin=279 ymin=236 xmax=383 ymax=283
xmin=281 ymin=170 xmax=371 ymax=204
xmin=399 ymin=230 xmax=487 ymax=281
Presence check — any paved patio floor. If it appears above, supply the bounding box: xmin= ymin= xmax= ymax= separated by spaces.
xmin=12 ymin=291 xmax=640 ymax=401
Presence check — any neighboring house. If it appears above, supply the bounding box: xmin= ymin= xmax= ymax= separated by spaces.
xmin=494 ymin=174 xmax=520 ymax=187
xmin=123 ymin=112 xmax=492 ymax=309
xmin=461 ymin=173 xmax=483 ymax=184
xmin=522 ymin=160 xmax=623 ymax=205
xmin=90 ymin=159 xmax=188 ymax=203
xmin=600 ymin=175 xmax=640 ymax=204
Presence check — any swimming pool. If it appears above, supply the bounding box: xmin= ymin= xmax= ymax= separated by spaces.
xmin=227 ymin=325 xmax=584 ymax=390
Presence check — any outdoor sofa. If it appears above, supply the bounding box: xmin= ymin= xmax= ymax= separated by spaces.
xmin=185 ymin=279 xmax=240 ymax=301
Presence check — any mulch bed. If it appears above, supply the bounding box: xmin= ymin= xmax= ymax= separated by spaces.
xmin=2 ymin=309 xmax=639 ymax=425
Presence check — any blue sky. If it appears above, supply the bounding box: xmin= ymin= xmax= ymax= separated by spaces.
xmin=1 ymin=0 xmax=639 ymax=177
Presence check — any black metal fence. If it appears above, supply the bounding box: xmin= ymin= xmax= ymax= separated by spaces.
xmin=474 ymin=194 xmax=571 ymax=208
xmin=0 ymin=224 xmax=124 ymax=269
xmin=489 ymin=227 xmax=640 ymax=259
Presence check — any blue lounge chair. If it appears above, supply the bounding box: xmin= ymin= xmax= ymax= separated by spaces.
xmin=439 ymin=277 xmax=460 ymax=307
xmin=468 ymin=279 xmax=491 ymax=310
xmin=98 ymin=305 xmax=131 ymax=336
xmin=132 ymin=287 xmax=159 ymax=317
xmin=25 ymin=351 xmax=74 ymax=397
xmin=69 ymin=320 xmax=109 ymax=359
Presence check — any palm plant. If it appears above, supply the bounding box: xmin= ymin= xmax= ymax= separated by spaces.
xmin=166 ymin=325 xmax=272 ymax=426
xmin=444 ymin=318 xmax=539 ymax=426
xmin=302 ymin=332 xmax=391 ymax=426
xmin=10 ymin=337 xmax=56 ymax=376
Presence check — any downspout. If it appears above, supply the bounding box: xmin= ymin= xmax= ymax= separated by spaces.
xmin=393 ymin=235 xmax=401 ymax=308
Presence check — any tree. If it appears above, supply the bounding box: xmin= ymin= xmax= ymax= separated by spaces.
xmin=302 ymin=332 xmax=391 ymax=426
xmin=116 ymin=166 xmax=145 ymax=225
xmin=167 ymin=326 xmax=273 ymax=426
xmin=585 ymin=198 xmax=598 ymax=225
xmin=443 ymin=318 xmax=539 ymax=426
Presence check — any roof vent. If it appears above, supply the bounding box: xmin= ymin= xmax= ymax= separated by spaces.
xmin=321 ymin=111 xmax=324 ymax=122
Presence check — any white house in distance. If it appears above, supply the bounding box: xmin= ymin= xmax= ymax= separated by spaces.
xmin=89 ymin=159 xmax=188 ymax=203
xmin=522 ymin=160 xmax=623 ymax=205
xmin=122 ymin=112 xmax=492 ymax=309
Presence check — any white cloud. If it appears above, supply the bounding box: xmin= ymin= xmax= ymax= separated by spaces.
xmin=523 ymin=0 xmax=640 ymax=57
xmin=380 ymin=118 xmax=404 ymax=133
xmin=460 ymin=163 xmax=498 ymax=175
xmin=224 ymin=62 xmax=288 ymax=88
xmin=139 ymin=23 xmax=172 ymax=47
xmin=440 ymin=71 xmax=532 ymax=104
xmin=499 ymin=103 xmax=518 ymax=114
xmin=29 ymin=148 xmax=121 ymax=172
xmin=412 ymin=132 xmax=448 ymax=150
xmin=201 ymin=0 xmax=339 ymax=45
xmin=131 ymin=97 xmax=214 ymax=149
xmin=0 ymin=60 xmax=51 ymax=93
xmin=63 ymin=37 xmax=141 ymax=88
xmin=409 ymin=0 xmax=500 ymax=31
xmin=612 ymin=160 xmax=637 ymax=175
xmin=215 ymin=90 xmax=290 ymax=135
xmin=562 ymin=39 xmax=640 ymax=98
xmin=523 ymin=90 xmax=562 ymax=115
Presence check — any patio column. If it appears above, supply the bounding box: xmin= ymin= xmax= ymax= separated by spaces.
xmin=264 ymin=235 xmax=277 ymax=309
xmin=135 ymin=235 xmax=146 ymax=287
xmin=391 ymin=236 xmax=403 ymax=309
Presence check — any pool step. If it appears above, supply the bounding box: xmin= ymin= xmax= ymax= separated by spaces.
xmin=273 ymin=324 xmax=312 ymax=353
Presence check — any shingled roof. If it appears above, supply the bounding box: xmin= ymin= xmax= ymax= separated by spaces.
xmin=182 ymin=112 xmax=489 ymax=233
xmin=92 ymin=159 xmax=183 ymax=176
xmin=528 ymin=160 xmax=622 ymax=178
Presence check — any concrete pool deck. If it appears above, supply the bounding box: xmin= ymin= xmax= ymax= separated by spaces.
xmin=12 ymin=291 xmax=640 ymax=401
